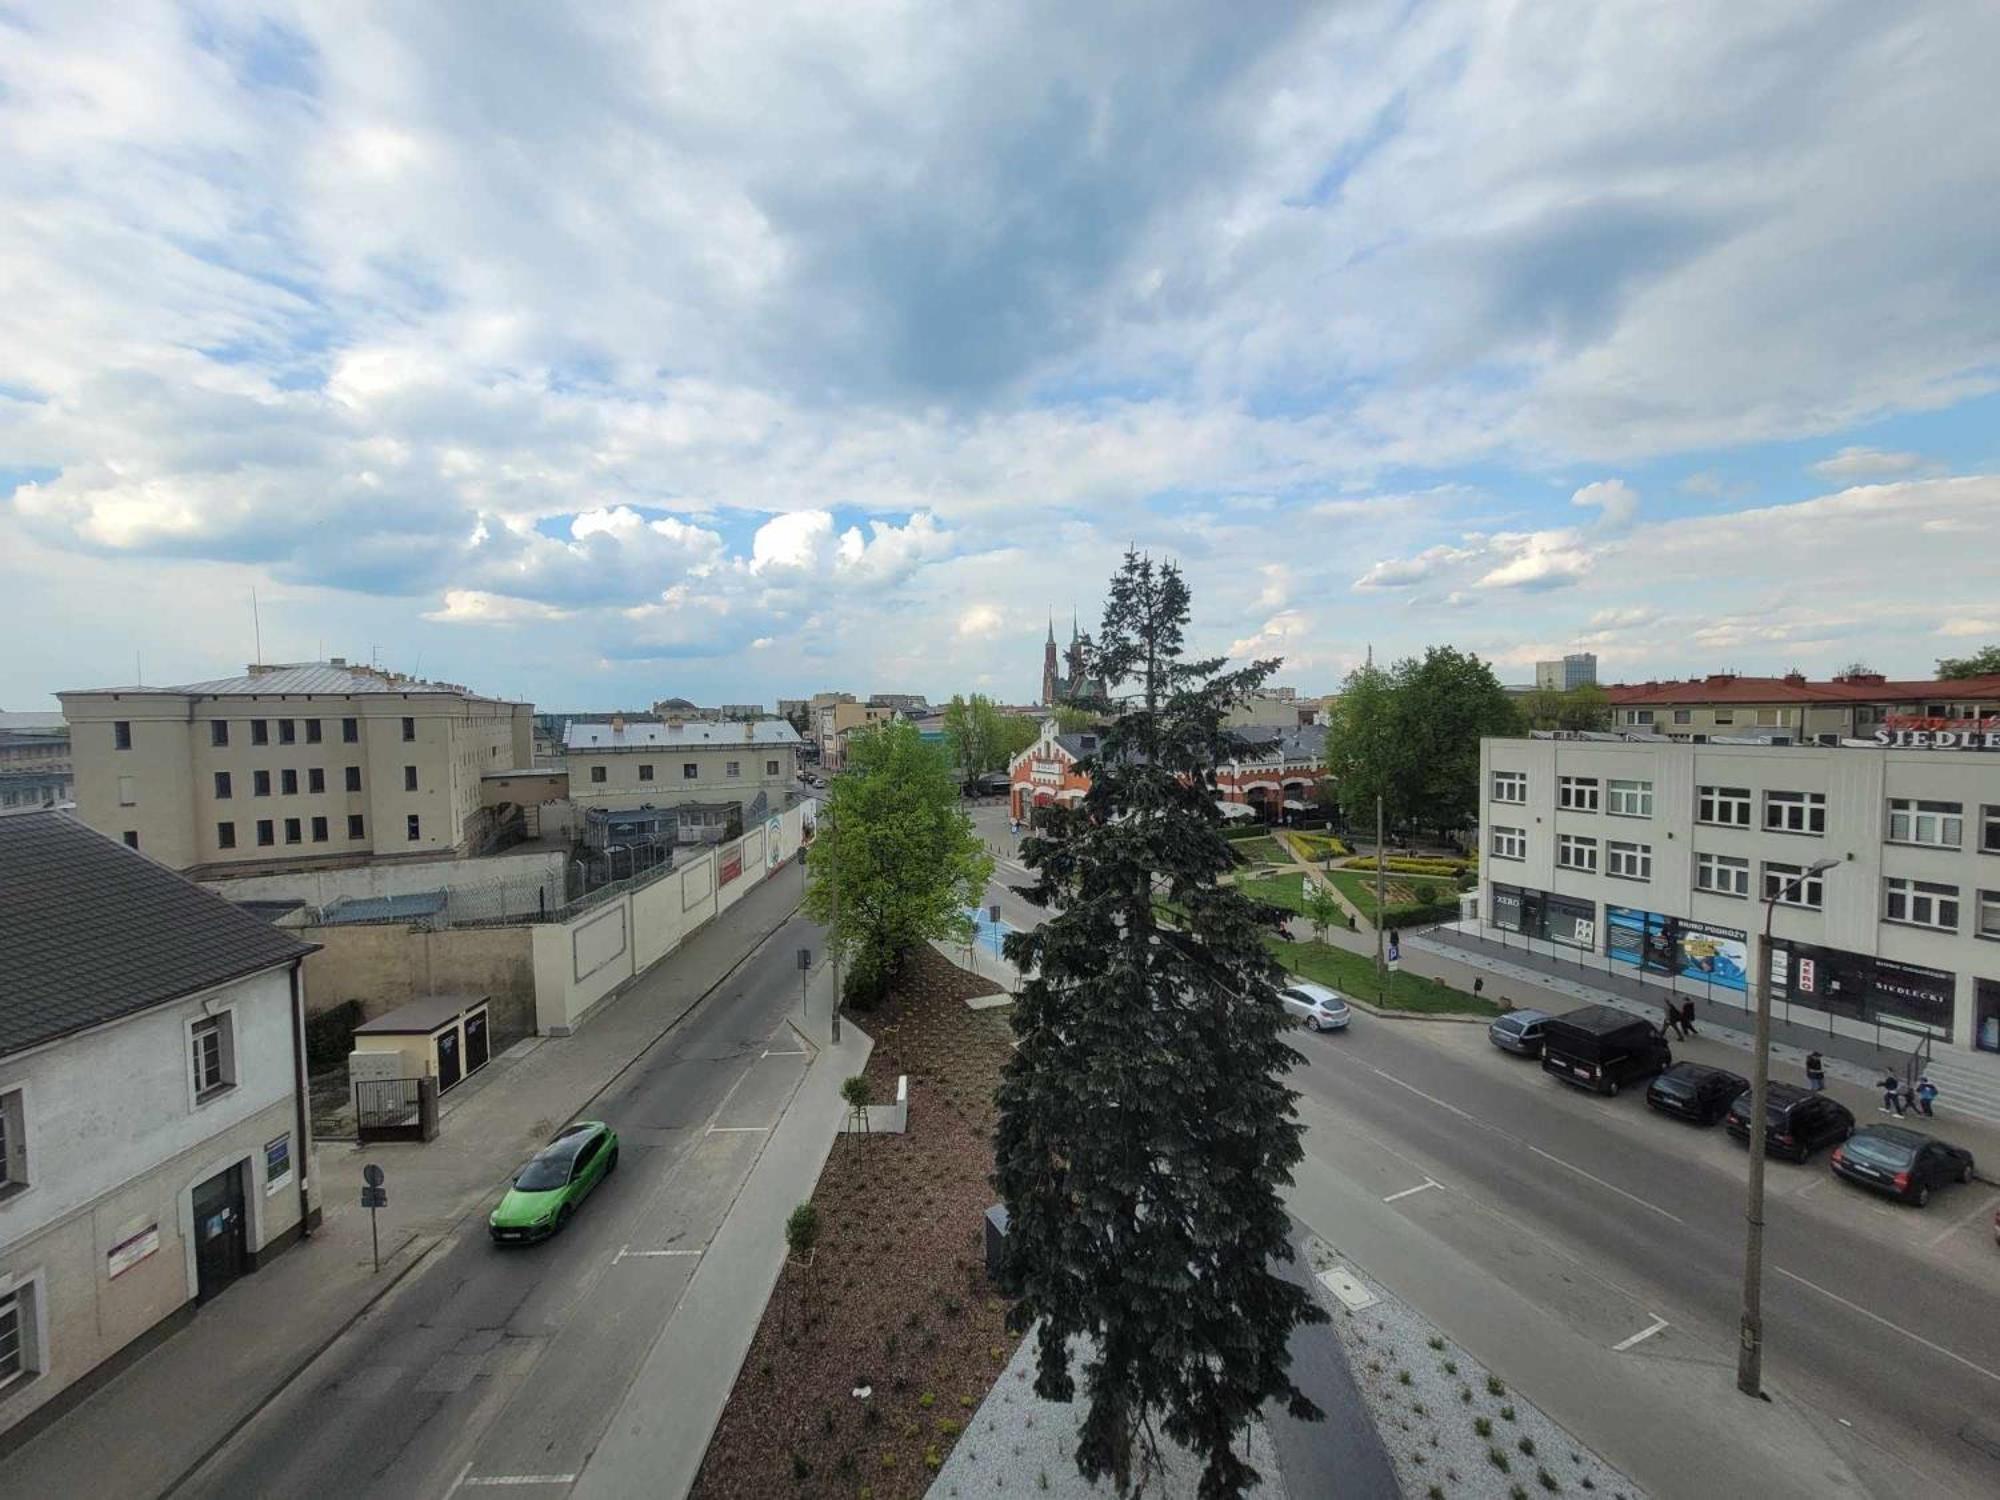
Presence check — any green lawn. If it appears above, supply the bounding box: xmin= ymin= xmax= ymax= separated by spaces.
xmin=1324 ymin=868 xmax=1449 ymax=925
xmin=1229 ymin=835 xmax=1291 ymax=868
xmin=1237 ymin=871 xmax=1310 ymax=914
xmin=1265 ymin=935 xmax=1498 ymax=1017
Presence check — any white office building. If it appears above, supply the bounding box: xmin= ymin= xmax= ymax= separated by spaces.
xmin=1476 ymin=732 xmax=2000 ymax=1083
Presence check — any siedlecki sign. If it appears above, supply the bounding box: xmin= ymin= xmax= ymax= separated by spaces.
xmin=1873 ymin=713 xmax=2000 ymax=751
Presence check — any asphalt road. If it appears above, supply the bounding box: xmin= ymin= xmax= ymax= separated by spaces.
xmin=1287 ymin=1012 xmax=2000 ymax=1497
xmin=175 ymin=909 xmax=827 ymax=1500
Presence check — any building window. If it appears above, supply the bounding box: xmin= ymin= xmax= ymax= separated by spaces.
xmin=1985 ymin=805 xmax=2000 ymax=855
xmin=1697 ymin=785 xmax=1752 ymax=827
xmin=766 ymin=759 xmax=780 ymax=776
xmin=342 ymin=717 xmax=359 ymax=743
xmin=1884 ymin=877 xmax=1959 ymax=932
xmin=253 ymin=769 xmax=271 ymax=797
xmin=407 ymin=814 xmax=421 ymax=841
xmin=1696 ymin=852 xmax=1751 ymax=898
xmin=637 ymin=764 xmax=653 ymax=782
xmin=347 ymin=814 xmax=365 ymax=840
xmin=1606 ymin=840 xmax=1652 ymax=880
xmin=284 ymin=817 xmax=301 ymax=844
xmin=1491 ymin=770 xmax=1527 ymax=804
xmin=113 ymin=720 xmax=132 ymax=750
xmin=345 ymin=766 xmax=361 ymax=793
xmin=122 ymin=831 xmax=139 ymax=849
xmin=306 ymin=719 xmax=322 ymax=744
xmin=214 ymin=771 xmax=232 ymax=799
xmin=1714 ymin=709 xmax=1734 ymax=725
xmin=726 ymin=760 xmax=741 ymax=779
xmin=683 ymin=763 xmax=698 ymax=779
xmin=117 ymin=776 xmax=136 ymax=807
xmin=251 ymin=719 xmax=269 ymax=746
xmin=217 ymin=822 xmax=236 ymax=850
xmin=308 ymin=767 xmax=325 ymax=794
xmin=1764 ymin=789 xmax=1826 ymax=835
xmin=1557 ymin=776 xmax=1599 ymax=812
xmin=211 ymin=721 xmax=229 ymax=748
xmin=1490 ymin=825 xmax=1526 ymax=861
xmin=311 ymin=815 xmax=328 ymax=843
xmin=1606 ymin=779 xmax=1653 ymax=818
xmin=1673 ymin=709 xmax=1692 ymax=725
xmin=1978 ymin=890 xmax=2000 ymax=941
xmin=0 ymin=1283 xmax=37 ymax=1390
xmin=0 ymin=1087 xmax=25 ymax=1195
xmin=190 ymin=1014 xmax=235 ymax=1101
xmin=257 ymin=819 xmax=274 ymax=847
xmin=403 ymin=765 xmax=418 ymax=792
xmin=281 ymin=768 xmax=299 ymax=796
xmin=590 ymin=765 xmax=608 ymax=784
xmin=1557 ymin=833 xmax=1598 ymax=872
xmin=1763 ymin=861 xmax=1825 ymax=910
xmin=401 ymin=716 xmax=416 ymax=741
xmin=278 ymin=719 xmax=295 ymax=745
xmin=1888 ymin=798 xmax=1962 ymax=848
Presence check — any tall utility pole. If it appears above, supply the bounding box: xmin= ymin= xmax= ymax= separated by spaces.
xmin=1374 ymin=791 xmax=1387 ymax=999
xmin=1737 ymin=856 xmax=1838 ymax=1398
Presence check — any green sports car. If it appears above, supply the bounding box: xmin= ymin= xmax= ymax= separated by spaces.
xmin=489 ymin=1120 xmax=619 ymax=1243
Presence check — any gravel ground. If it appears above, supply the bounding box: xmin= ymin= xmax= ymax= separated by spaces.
xmin=1309 ymin=1238 xmax=1640 ymax=1500
xmin=927 ymin=1330 xmax=1287 ymax=1500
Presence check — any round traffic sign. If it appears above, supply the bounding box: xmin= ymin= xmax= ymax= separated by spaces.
xmin=363 ymin=1163 xmax=385 ymax=1188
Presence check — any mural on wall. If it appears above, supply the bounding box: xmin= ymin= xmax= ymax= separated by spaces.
xmin=766 ymin=814 xmax=784 ymax=870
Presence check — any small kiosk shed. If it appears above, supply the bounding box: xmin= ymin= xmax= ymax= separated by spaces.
xmin=350 ymin=991 xmax=493 ymax=1093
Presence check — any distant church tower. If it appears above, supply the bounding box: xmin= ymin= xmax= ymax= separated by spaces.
xmin=1041 ymin=617 xmax=1060 ymax=707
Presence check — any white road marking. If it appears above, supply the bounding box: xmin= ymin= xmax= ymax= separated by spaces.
xmin=1366 ymin=1065 xmax=1477 ymax=1121
xmin=705 ymin=1125 xmax=770 ymax=1134
xmin=614 ymin=1245 xmax=703 ymax=1263
xmin=1924 ymin=1191 xmax=1999 ymax=1248
xmin=460 ymin=1478 xmax=577 ymax=1488
xmin=1382 ymin=1178 xmax=1442 ymax=1203
xmin=1612 ymin=1315 xmax=1669 ymax=1351
xmin=1524 ymin=1143 xmax=1684 ymax=1224
xmin=1774 ymin=1266 xmax=2000 ymax=1385
xmin=762 ymin=1048 xmax=809 ymax=1058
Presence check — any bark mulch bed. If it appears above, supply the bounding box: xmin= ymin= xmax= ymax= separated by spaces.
xmin=690 ymin=946 xmax=1023 ymax=1500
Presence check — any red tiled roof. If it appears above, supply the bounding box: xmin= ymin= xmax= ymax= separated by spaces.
xmin=1606 ymin=674 xmax=2000 ymax=706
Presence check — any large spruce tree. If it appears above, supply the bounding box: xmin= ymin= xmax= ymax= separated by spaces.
xmin=993 ymin=552 xmax=1326 ymax=1499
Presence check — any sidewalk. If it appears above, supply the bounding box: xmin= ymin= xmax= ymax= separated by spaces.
xmin=572 ymin=965 xmax=871 ymax=1500
xmin=0 ymin=869 xmax=812 ymax=1500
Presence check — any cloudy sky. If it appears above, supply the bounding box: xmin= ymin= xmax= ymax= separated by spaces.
xmin=5 ymin=1 xmax=1999 ymax=711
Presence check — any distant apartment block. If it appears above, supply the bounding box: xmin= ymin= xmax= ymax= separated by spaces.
xmin=1535 ymin=653 xmax=1599 ymax=692
xmin=1606 ymin=671 xmax=2000 ymax=744
xmin=58 ymin=661 xmax=533 ymax=874
xmin=565 ymin=716 xmax=802 ymax=820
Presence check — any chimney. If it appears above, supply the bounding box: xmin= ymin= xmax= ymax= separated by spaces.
xmin=611 ymin=714 xmax=626 ymax=735
xmin=330 ymin=655 xmax=347 ymax=667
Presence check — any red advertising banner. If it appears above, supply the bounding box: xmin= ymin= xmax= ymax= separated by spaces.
xmin=719 ymin=848 xmax=744 ymax=886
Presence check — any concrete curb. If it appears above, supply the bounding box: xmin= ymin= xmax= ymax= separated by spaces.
xmin=1343 ymin=994 xmax=1489 ymax=1026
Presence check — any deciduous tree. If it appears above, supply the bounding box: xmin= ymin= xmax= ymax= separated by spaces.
xmin=804 ymin=720 xmax=992 ymax=1006
xmin=1936 ymin=644 xmax=2000 ymax=679
xmin=995 ymin=551 xmax=1325 ymax=1500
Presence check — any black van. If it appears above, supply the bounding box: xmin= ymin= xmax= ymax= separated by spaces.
xmin=1539 ymin=1005 xmax=1672 ymax=1097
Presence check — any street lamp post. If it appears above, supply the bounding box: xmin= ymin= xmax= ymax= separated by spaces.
xmin=1737 ymin=854 xmax=1840 ymax=1398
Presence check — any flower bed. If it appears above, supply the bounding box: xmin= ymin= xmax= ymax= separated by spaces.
xmin=690 ymin=946 xmax=1022 ymax=1500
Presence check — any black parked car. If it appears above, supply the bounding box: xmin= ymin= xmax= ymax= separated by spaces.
xmin=1645 ymin=1061 xmax=1749 ymax=1125
xmin=1724 ymin=1083 xmax=1854 ymax=1162
xmin=1831 ymin=1124 xmax=1976 ymax=1208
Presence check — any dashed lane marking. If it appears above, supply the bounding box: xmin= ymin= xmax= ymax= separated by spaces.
xmin=1382 ymin=1178 xmax=1442 ymax=1203
xmin=1612 ymin=1315 xmax=1669 ymax=1351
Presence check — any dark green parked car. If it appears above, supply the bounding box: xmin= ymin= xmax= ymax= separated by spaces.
xmin=489 ymin=1121 xmax=619 ymax=1243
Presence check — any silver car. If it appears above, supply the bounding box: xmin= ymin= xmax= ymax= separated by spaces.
xmin=1279 ymin=981 xmax=1352 ymax=1032
xmin=1488 ymin=1007 xmax=1551 ymax=1057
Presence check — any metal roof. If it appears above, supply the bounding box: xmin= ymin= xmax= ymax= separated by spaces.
xmin=353 ymin=991 xmax=488 ymax=1035
xmin=316 ymin=890 xmax=450 ymax=925
xmin=62 ymin=662 xmax=521 ymax=702
xmin=0 ymin=812 xmax=316 ymax=1058
xmin=566 ymin=720 xmax=802 ymax=750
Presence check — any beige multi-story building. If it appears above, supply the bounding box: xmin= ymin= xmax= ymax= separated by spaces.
xmin=1477 ymin=732 xmax=2000 ymax=1089
xmin=58 ymin=661 xmax=532 ymax=874
xmin=816 ymin=699 xmax=896 ymax=770
xmin=1606 ymin=672 xmax=2000 ymax=744
xmin=566 ymin=716 xmax=802 ymax=816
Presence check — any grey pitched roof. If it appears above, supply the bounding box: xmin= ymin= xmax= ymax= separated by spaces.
xmin=63 ymin=662 xmax=518 ymax=702
xmin=0 ymin=812 xmax=316 ymax=1057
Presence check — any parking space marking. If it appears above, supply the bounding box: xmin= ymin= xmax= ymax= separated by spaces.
xmin=705 ymin=1125 xmax=770 ymax=1134
xmin=1612 ymin=1315 xmax=1669 ymax=1351
xmin=1925 ymin=1191 xmax=2000 ymax=1249
xmin=614 ymin=1245 xmax=703 ymax=1262
xmin=763 ymin=1048 xmax=809 ymax=1058
xmin=1383 ymin=1178 xmax=1442 ymax=1203
xmin=1774 ymin=1266 xmax=2000 ymax=1385
xmin=460 ymin=1477 xmax=577 ymax=1488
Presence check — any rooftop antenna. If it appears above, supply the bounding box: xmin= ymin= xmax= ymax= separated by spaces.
xmin=135 ymin=650 xmax=142 ymax=686
xmin=252 ymin=588 xmax=263 ymax=665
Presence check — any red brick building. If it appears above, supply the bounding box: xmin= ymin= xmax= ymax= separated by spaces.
xmin=1007 ymin=719 xmax=1328 ymax=824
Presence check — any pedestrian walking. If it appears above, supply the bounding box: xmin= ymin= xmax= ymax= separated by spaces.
xmin=1662 ymin=1004 xmax=1685 ymax=1040
xmin=1879 ymin=1073 xmax=1905 ymax=1115
xmin=1915 ymin=1077 xmax=1938 ymax=1117
xmin=1680 ymin=999 xmax=1698 ymax=1038
xmin=1804 ymin=1050 xmax=1825 ymax=1091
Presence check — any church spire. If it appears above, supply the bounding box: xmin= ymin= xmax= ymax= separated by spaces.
xmin=1071 ymin=608 xmax=1080 ymax=643
xmin=1047 ymin=613 xmax=1056 ymax=646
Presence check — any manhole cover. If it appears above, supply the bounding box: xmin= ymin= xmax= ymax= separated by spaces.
xmin=1316 ymin=1265 xmax=1379 ymax=1312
